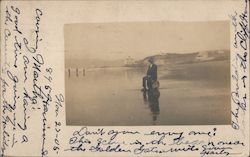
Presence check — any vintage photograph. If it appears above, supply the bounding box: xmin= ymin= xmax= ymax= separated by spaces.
xmin=64 ymin=21 xmax=231 ymax=126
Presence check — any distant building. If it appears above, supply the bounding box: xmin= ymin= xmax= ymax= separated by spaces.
xmin=196 ymin=50 xmax=228 ymax=61
xmin=124 ymin=56 xmax=135 ymax=65
xmin=197 ymin=51 xmax=215 ymax=61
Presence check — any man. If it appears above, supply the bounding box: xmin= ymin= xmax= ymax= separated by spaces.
xmin=142 ymin=57 xmax=157 ymax=91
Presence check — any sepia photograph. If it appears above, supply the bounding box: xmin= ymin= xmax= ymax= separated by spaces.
xmin=1 ymin=0 xmax=249 ymax=156
xmin=64 ymin=21 xmax=231 ymax=126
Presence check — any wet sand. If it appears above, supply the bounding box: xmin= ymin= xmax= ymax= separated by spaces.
xmin=65 ymin=60 xmax=230 ymax=126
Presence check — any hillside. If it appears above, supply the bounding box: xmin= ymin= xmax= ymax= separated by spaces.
xmin=125 ymin=50 xmax=230 ymax=67
xmin=65 ymin=50 xmax=230 ymax=68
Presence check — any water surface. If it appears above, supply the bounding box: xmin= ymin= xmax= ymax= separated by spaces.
xmin=66 ymin=61 xmax=231 ymax=126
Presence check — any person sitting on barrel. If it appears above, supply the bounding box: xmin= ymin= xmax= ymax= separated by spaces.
xmin=141 ymin=57 xmax=159 ymax=91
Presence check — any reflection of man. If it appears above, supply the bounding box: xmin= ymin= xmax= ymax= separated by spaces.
xmin=142 ymin=57 xmax=157 ymax=91
xmin=143 ymin=88 xmax=160 ymax=124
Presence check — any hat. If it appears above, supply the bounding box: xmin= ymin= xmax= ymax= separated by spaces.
xmin=148 ymin=57 xmax=154 ymax=63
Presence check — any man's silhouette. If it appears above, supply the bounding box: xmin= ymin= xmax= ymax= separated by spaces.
xmin=142 ymin=57 xmax=157 ymax=91
xmin=142 ymin=88 xmax=160 ymax=124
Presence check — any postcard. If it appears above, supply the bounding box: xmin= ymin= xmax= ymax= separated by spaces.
xmin=0 ymin=0 xmax=249 ymax=156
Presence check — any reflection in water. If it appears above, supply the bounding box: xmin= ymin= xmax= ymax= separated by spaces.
xmin=143 ymin=89 xmax=160 ymax=125
xmin=66 ymin=65 xmax=231 ymax=126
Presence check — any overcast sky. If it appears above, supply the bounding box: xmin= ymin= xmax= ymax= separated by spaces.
xmin=64 ymin=21 xmax=230 ymax=60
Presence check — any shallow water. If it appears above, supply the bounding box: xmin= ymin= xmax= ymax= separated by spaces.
xmin=66 ymin=63 xmax=231 ymax=126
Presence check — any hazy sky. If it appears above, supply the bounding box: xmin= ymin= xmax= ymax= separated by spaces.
xmin=64 ymin=21 xmax=230 ymax=60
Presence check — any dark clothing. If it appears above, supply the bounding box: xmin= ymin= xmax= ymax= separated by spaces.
xmin=147 ymin=64 xmax=157 ymax=80
xmin=142 ymin=64 xmax=157 ymax=89
xmin=143 ymin=76 xmax=152 ymax=89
